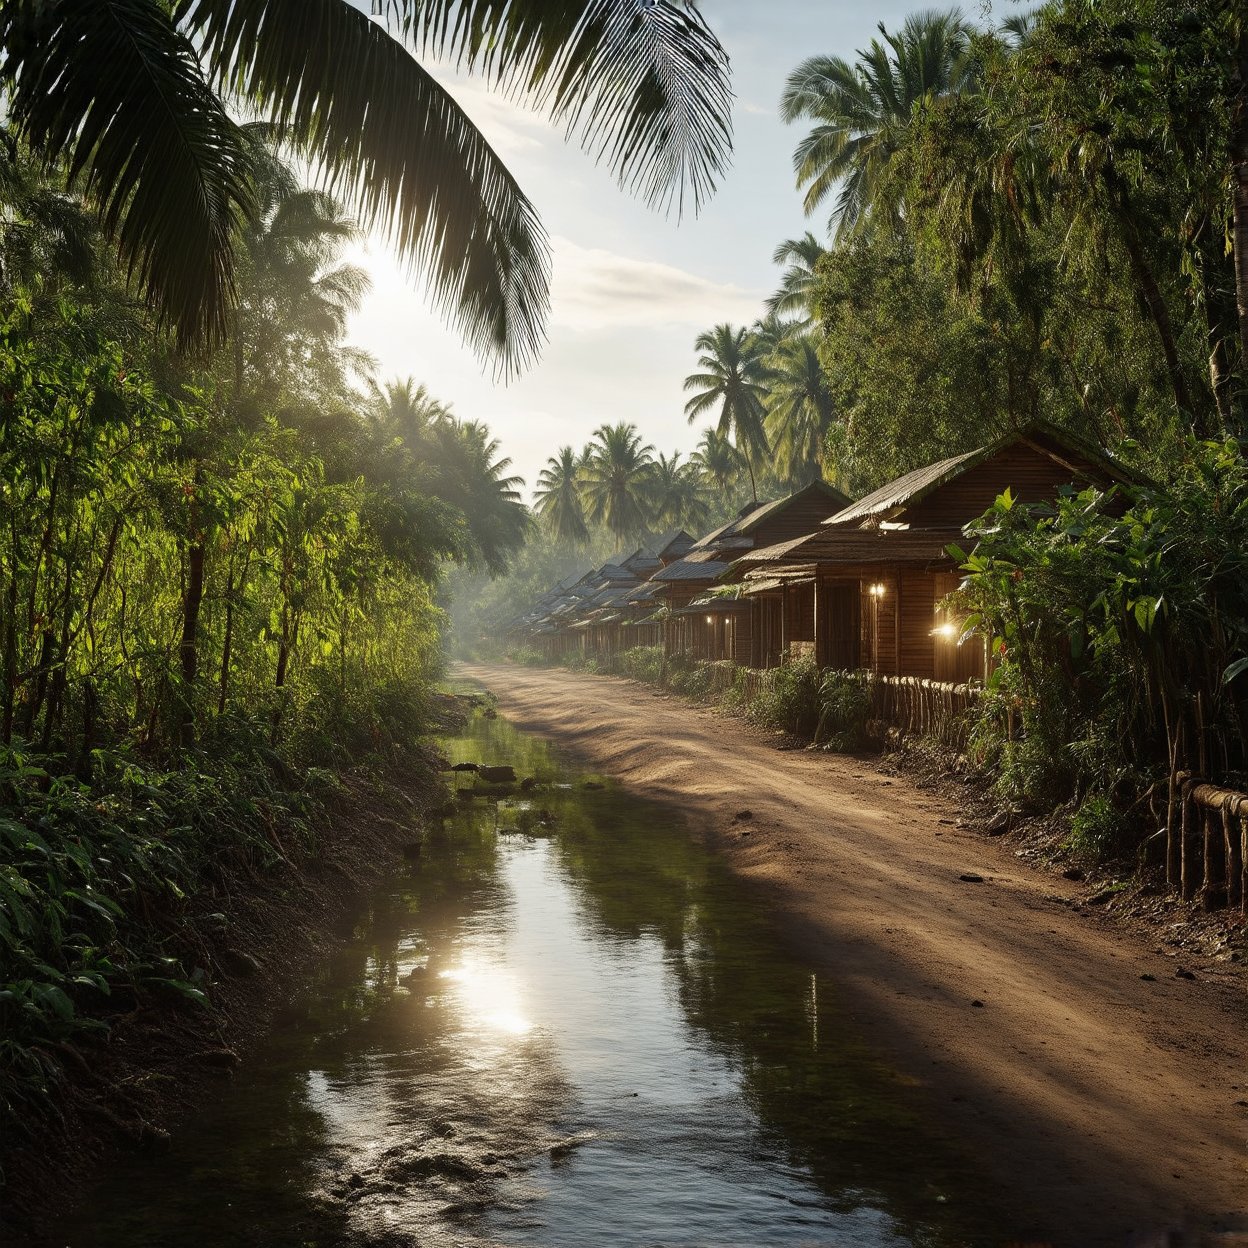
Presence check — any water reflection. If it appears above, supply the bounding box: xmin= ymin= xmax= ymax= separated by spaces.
xmin=45 ymin=709 xmax=1005 ymax=1248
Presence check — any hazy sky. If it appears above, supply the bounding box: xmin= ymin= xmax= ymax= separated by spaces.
xmin=345 ymin=2 xmax=933 ymax=498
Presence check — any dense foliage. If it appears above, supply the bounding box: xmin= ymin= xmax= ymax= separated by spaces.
xmin=0 ymin=136 xmax=527 ymax=1122
xmin=955 ymin=444 xmax=1248 ymax=846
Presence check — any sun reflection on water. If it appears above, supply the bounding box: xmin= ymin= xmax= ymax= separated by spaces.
xmin=438 ymin=961 xmax=533 ymax=1037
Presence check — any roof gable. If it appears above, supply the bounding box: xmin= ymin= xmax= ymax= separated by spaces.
xmin=825 ymin=422 xmax=1135 ymax=530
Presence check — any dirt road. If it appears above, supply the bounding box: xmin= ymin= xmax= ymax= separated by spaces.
xmin=460 ymin=663 xmax=1247 ymax=1247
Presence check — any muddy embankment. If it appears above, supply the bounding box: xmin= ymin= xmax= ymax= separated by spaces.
xmin=460 ymin=662 xmax=1248 ymax=1248
xmin=1 ymin=740 xmax=453 ymax=1245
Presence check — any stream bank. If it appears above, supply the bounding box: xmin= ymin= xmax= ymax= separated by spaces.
xmin=1 ymin=733 xmax=453 ymax=1244
xmin=34 ymin=707 xmax=1012 ymax=1248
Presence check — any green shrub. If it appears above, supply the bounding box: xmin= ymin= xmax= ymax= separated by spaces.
xmin=1067 ymin=793 xmax=1132 ymax=860
xmin=813 ymin=670 xmax=872 ymax=750
xmin=745 ymin=657 xmax=824 ymax=736
xmin=618 ymin=646 xmax=665 ymax=685
xmin=507 ymin=644 xmax=546 ymax=667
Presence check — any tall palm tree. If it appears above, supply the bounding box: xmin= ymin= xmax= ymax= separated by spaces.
xmin=579 ymin=423 xmax=656 ymax=543
xmin=650 ymin=451 xmax=711 ymax=532
xmin=780 ymin=9 xmax=972 ymax=238
xmin=764 ymin=336 xmax=838 ymax=487
xmin=683 ymin=323 xmax=770 ymax=503
xmin=534 ymin=446 xmax=590 ymax=546
xmin=368 ymin=377 xmax=453 ymax=444
xmin=690 ymin=427 xmax=743 ymax=498
xmin=765 ymin=232 xmax=828 ymax=322
xmin=0 ymin=1 xmax=732 ymax=368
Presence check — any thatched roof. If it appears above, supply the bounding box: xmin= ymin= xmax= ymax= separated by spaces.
xmin=651 ymin=528 xmax=695 ymax=561
xmin=742 ymin=529 xmax=958 ymax=569
xmin=824 ymin=421 xmax=1135 ymax=529
xmin=691 ymin=480 xmax=850 ymax=549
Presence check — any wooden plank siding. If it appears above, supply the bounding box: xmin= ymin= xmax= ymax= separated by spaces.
xmin=898 ymin=569 xmax=937 ymax=679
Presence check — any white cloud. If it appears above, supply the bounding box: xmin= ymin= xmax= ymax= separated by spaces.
xmin=549 ymin=236 xmax=762 ymax=332
xmin=431 ymin=74 xmax=550 ymax=158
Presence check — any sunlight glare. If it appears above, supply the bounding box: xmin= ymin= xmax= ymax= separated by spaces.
xmin=438 ymin=962 xmax=533 ymax=1037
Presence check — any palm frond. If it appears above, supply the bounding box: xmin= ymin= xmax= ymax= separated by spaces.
xmin=399 ymin=0 xmax=733 ymax=218
xmin=1 ymin=0 xmax=255 ymax=346
xmin=178 ymin=0 xmax=551 ymax=375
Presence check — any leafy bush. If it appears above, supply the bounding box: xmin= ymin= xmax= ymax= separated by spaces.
xmin=813 ymin=670 xmax=872 ymax=750
xmin=507 ymin=645 xmax=546 ymax=667
xmin=745 ymin=657 xmax=824 ymax=737
xmin=617 ymin=646 xmax=665 ymax=685
xmin=0 ymin=738 xmax=318 ymax=1116
xmin=1067 ymin=793 xmax=1133 ymax=861
xmin=664 ymin=654 xmax=715 ymax=701
xmin=956 ymin=443 xmax=1248 ymax=853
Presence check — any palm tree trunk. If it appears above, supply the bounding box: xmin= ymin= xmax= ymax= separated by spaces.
xmin=1232 ymin=25 xmax=1248 ymax=386
xmin=179 ymin=540 xmax=206 ymax=748
xmin=1103 ymin=168 xmax=1194 ymax=422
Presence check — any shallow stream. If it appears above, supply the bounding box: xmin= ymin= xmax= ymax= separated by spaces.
xmin=48 ymin=708 xmax=1008 ymax=1247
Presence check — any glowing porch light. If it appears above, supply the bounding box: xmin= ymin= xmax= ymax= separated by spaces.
xmin=932 ymin=621 xmax=959 ymax=641
xmin=868 ymin=582 xmax=886 ymax=598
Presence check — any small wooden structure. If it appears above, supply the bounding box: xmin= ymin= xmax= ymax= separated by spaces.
xmin=649 ymin=481 xmax=851 ymax=663
xmin=734 ymin=424 xmax=1135 ymax=681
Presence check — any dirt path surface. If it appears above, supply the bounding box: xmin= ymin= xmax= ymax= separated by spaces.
xmin=460 ymin=663 xmax=1247 ymax=1247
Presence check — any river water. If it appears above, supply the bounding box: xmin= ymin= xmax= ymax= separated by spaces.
xmin=48 ymin=708 xmax=1008 ymax=1247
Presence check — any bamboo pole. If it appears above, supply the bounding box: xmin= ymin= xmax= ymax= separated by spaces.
xmin=1181 ymin=784 xmax=1196 ymax=902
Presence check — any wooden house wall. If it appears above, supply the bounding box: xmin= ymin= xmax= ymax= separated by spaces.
xmin=813 ymin=581 xmax=861 ymax=670
xmin=904 ymin=443 xmax=1113 ymax=529
xmin=858 ymin=575 xmax=898 ymax=674
xmin=898 ymin=569 xmax=936 ymax=679
xmin=731 ymin=611 xmax=753 ymax=666
xmin=753 ymin=597 xmax=783 ymax=667
xmin=786 ymin=584 xmax=816 ymax=643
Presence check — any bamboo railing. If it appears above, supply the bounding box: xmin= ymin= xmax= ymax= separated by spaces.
xmin=1167 ymin=773 xmax=1248 ymax=913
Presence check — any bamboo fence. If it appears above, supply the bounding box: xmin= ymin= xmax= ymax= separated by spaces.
xmin=1166 ymin=773 xmax=1248 ymax=913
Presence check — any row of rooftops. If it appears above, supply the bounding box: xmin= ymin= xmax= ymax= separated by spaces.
xmin=509 ymin=422 xmax=1136 ymax=639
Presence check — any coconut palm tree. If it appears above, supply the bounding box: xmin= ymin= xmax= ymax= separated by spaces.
xmin=780 ymin=9 xmax=972 ymax=238
xmin=690 ymin=427 xmax=743 ymax=498
xmin=368 ymin=377 xmax=453 ymax=444
xmin=750 ymin=310 xmax=801 ymax=365
xmin=764 ymin=336 xmax=838 ymax=487
xmin=765 ymin=232 xmax=828 ymax=322
xmin=683 ymin=323 xmax=770 ymax=503
xmin=534 ymin=446 xmax=591 ymax=546
xmin=0 ymin=1 xmax=732 ymax=368
xmin=579 ymin=423 xmax=656 ymax=543
xmin=650 ymin=451 xmax=711 ymax=532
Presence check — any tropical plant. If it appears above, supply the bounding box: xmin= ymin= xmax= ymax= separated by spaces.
xmin=764 ymin=335 xmax=837 ymax=486
xmin=0 ymin=0 xmax=732 ymax=369
xmin=780 ymin=8 xmax=972 ymax=237
xmin=683 ymin=323 xmax=770 ymax=502
xmin=690 ymin=427 xmax=743 ymax=497
xmin=651 ymin=451 xmax=711 ymax=531
xmin=579 ymin=422 xmax=656 ymax=542
xmin=534 ymin=446 xmax=590 ymax=546
xmin=765 ymin=232 xmax=828 ymax=322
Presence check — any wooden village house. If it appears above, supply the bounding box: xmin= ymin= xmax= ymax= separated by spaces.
xmin=731 ymin=424 xmax=1134 ymax=683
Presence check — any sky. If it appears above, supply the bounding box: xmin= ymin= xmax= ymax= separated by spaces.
xmin=345 ymin=1 xmax=940 ymax=500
